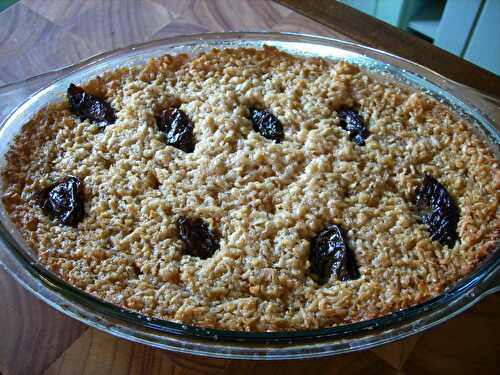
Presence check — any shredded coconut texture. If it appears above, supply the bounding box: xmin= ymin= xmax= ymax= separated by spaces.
xmin=2 ymin=47 xmax=498 ymax=331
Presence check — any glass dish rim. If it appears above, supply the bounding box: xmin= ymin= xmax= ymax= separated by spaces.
xmin=2 ymin=220 xmax=499 ymax=342
xmin=0 ymin=31 xmax=498 ymax=356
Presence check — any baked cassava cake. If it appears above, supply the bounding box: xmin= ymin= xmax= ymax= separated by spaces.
xmin=2 ymin=46 xmax=498 ymax=331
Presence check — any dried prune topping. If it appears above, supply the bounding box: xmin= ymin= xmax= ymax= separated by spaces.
xmin=39 ymin=176 xmax=85 ymax=226
xmin=309 ymin=224 xmax=359 ymax=284
xmin=176 ymin=217 xmax=219 ymax=259
xmin=415 ymin=175 xmax=459 ymax=247
xmin=67 ymin=83 xmax=116 ymax=127
xmin=338 ymin=108 xmax=368 ymax=146
xmin=157 ymin=107 xmax=195 ymax=153
xmin=249 ymin=108 xmax=284 ymax=142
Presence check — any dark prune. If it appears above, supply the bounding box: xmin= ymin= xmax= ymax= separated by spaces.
xmin=338 ymin=108 xmax=368 ymax=146
xmin=157 ymin=107 xmax=195 ymax=153
xmin=309 ymin=224 xmax=359 ymax=284
xmin=67 ymin=83 xmax=116 ymax=127
xmin=249 ymin=108 xmax=284 ymax=142
xmin=176 ymin=217 xmax=219 ymax=259
xmin=39 ymin=176 xmax=85 ymax=226
xmin=415 ymin=175 xmax=459 ymax=247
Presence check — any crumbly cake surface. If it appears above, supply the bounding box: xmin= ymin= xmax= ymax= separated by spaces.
xmin=2 ymin=47 xmax=498 ymax=331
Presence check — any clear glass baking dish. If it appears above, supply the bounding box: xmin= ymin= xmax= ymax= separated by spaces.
xmin=0 ymin=32 xmax=498 ymax=360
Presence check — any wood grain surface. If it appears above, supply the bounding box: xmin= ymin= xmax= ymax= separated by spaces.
xmin=0 ymin=0 xmax=345 ymax=86
xmin=0 ymin=1 xmax=498 ymax=374
xmin=42 ymin=329 xmax=396 ymax=375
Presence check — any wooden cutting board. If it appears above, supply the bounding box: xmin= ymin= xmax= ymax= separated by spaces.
xmin=0 ymin=1 xmax=498 ymax=374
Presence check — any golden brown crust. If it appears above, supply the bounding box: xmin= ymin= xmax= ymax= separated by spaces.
xmin=1 ymin=47 xmax=498 ymax=331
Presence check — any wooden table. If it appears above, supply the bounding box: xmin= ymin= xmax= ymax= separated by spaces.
xmin=0 ymin=1 xmax=498 ymax=374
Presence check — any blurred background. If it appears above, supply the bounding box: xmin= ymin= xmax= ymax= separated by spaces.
xmin=341 ymin=0 xmax=499 ymax=75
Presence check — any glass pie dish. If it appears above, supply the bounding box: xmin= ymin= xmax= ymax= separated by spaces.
xmin=0 ymin=32 xmax=498 ymax=360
